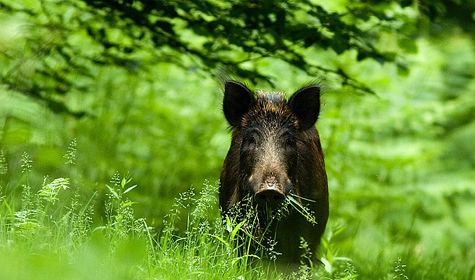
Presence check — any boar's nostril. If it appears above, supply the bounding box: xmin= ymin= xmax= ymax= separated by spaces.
xmin=255 ymin=188 xmax=285 ymax=208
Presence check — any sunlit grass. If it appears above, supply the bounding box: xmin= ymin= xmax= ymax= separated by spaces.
xmin=0 ymin=149 xmax=474 ymax=279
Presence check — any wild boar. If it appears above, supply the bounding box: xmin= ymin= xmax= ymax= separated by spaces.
xmin=220 ymin=81 xmax=329 ymax=264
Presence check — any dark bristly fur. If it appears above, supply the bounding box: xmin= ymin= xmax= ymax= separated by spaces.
xmin=220 ymin=81 xmax=329 ymax=265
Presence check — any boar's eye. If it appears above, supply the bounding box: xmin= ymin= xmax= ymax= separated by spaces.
xmin=247 ymin=135 xmax=256 ymax=145
xmin=285 ymin=138 xmax=295 ymax=147
xmin=242 ymin=131 xmax=259 ymax=151
xmin=283 ymin=134 xmax=297 ymax=151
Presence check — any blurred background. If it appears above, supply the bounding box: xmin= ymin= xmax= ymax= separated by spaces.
xmin=0 ymin=0 xmax=474 ymax=267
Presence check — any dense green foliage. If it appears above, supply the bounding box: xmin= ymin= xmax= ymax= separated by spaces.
xmin=1 ymin=0 xmax=475 ymax=278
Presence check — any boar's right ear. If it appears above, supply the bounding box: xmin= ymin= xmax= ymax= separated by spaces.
xmin=288 ymin=85 xmax=321 ymax=130
xmin=223 ymin=81 xmax=255 ymax=127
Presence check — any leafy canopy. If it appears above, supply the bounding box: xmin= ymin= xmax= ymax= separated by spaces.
xmin=0 ymin=0 xmax=463 ymax=116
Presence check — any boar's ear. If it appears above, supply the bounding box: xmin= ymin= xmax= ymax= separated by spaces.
xmin=288 ymin=85 xmax=321 ymax=130
xmin=223 ymin=81 xmax=255 ymax=127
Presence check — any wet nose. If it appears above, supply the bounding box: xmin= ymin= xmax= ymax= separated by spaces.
xmin=255 ymin=188 xmax=285 ymax=208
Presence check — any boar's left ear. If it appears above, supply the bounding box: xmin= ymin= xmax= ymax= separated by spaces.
xmin=223 ymin=81 xmax=256 ymax=127
xmin=288 ymin=85 xmax=321 ymax=130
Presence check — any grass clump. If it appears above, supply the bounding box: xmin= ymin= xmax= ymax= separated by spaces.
xmin=1 ymin=146 xmax=474 ymax=279
xmin=0 ymin=146 xmax=327 ymax=279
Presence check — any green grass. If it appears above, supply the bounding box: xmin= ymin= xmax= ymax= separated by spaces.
xmin=1 ymin=151 xmax=474 ymax=280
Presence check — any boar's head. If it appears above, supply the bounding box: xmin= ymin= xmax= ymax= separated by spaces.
xmin=221 ymin=81 xmax=321 ymax=211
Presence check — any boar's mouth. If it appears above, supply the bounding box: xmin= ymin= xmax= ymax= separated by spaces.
xmin=254 ymin=186 xmax=285 ymax=208
xmin=250 ymin=185 xmax=318 ymax=227
xmin=245 ymin=181 xmax=294 ymax=223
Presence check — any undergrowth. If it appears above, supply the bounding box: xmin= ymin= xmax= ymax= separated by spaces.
xmin=0 ymin=146 xmax=473 ymax=279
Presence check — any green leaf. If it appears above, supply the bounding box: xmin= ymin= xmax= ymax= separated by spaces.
xmin=321 ymin=257 xmax=332 ymax=274
xmin=230 ymin=220 xmax=246 ymax=241
xmin=105 ymin=184 xmax=120 ymax=199
xmin=121 ymin=201 xmax=137 ymax=208
xmin=398 ymin=37 xmax=418 ymax=54
xmin=123 ymin=184 xmax=137 ymax=194
xmin=210 ymin=234 xmax=230 ymax=248
xmin=397 ymin=63 xmax=410 ymax=77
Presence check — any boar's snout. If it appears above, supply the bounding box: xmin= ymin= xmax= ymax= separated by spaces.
xmin=254 ymin=176 xmax=285 ymax=208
